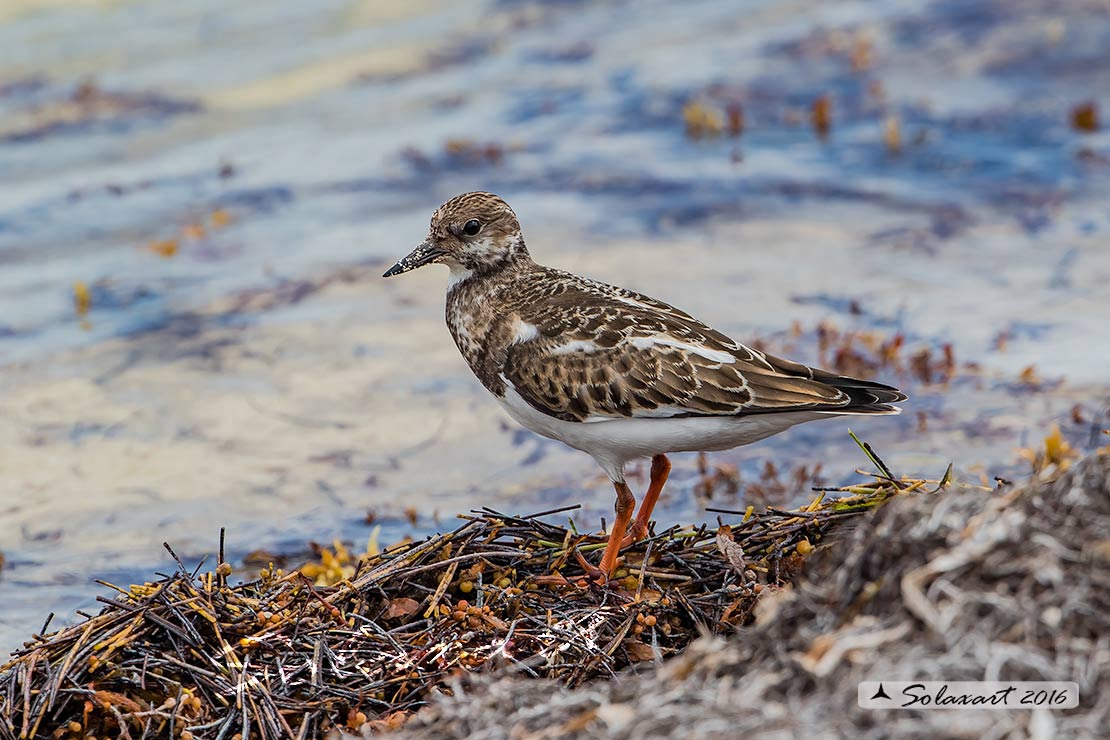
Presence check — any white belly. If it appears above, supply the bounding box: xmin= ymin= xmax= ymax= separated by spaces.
xmin=496 ymin=385 xmax=826 ymax=481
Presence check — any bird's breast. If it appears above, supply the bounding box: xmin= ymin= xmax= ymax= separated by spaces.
xmin=446 ymin=290 xmax=510 ymax=396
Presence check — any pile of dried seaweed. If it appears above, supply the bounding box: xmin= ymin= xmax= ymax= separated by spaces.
xmin=397 ymin=447 xmax=1110 ymax=740
xmin=0 ymin=445 xmax=939 ymax=739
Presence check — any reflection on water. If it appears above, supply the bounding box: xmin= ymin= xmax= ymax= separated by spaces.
xmin=2 ymin=0 xmax=1110 ymax=653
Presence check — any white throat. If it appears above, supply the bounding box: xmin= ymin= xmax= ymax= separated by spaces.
xmin=446 ymin=264 xmax=474 ymax=290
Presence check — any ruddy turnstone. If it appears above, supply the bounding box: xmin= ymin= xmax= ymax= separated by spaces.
xmin=384 ymin=192 xmax=906 ymax=581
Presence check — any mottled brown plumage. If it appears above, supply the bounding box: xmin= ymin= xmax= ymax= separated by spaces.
xmin=384 ymin=191 xmax=906 ymax=581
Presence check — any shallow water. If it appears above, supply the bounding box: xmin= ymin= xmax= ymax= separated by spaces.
xmin=2 ymin=0 xmax=1110 ymax=654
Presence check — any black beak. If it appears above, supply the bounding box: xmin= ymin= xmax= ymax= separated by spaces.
xmin=382 ymin=240 xmax=441 ymax=278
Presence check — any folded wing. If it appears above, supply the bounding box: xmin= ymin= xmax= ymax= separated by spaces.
xmin=501 ymin=280 xmax=905 ymax=423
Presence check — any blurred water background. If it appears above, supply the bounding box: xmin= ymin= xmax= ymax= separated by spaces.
xmin=2 ymin=0 xmax=1109 ymax=654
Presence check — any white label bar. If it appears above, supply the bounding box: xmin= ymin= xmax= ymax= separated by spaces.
xmin=858 ymin=682 xmax=1079 ymax=710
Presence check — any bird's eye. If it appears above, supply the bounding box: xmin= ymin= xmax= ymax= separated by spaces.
xmin=462 ymin=219 xmax=482 ymax=236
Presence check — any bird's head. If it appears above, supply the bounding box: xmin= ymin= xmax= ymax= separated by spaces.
xmin=383 ymin=192 xmax=528 ymax=280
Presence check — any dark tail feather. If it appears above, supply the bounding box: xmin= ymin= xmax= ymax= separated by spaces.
xmin=818 ymin=374 xmax=907 ymax=415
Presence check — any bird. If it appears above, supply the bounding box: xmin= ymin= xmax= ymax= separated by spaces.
xmin=383 ymin=192 xmax=906 ymax=583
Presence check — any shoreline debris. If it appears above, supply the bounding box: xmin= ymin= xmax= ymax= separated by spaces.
xmin=0 ymin=443 xmax=946 ymax=738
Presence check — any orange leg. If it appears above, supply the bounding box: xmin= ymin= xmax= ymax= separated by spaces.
xmin=595 ymin=480 xmax=636 ymax=582
xmin=626 ymin=454 xmax=671 ymax=543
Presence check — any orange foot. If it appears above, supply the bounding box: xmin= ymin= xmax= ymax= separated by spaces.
xmin=573 ymin=550 xmax=609 ymax=586
xmin=621 ymin=454 xmax=671 ymax=547
xmin=583 ymin=480 xmax=634 ymax=585
xmin=584 ymin=455 xmax=673 ymax=585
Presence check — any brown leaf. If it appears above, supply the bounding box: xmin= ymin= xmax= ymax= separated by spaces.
xmin=211 ymin=209 xmax=232 ymax=228
xmin=812 ymin=94 xmax=832 ymax=138
xmin=147 ymin=239 xmax=179 ymax=258
xmin=683 ymin=100 xmax=723 ymax=138
xmin=93 ymin=690 xmax=143 ymax=714
xmin=719 ymin=597 xmax=752 ymax=625
xmin=73 ymin=281 xmax=91 ymax=317
xmin=182 ymin=224 xmax=205 ymax=240
xmin=383 ymin=597 xmax=420 ymax=620
xmin=365 ymin=710 xmax=411 ymax=733
xmin=715 ymin=525 xmax=747 ymax=574
xmin=625 ymin=640 xmax=656 ymax=663
xmin=726 ymin=102 xmax=744 ymax=137
xmin=1072 ymin=101 xmax=1099 ymax=132
xmin=883 ymin=115 xmax=901 ymax=153
xmin=851 ymin=35 xmax=872 ymax=72
xmin=480 ymin=612 xmax=509 ymax=631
